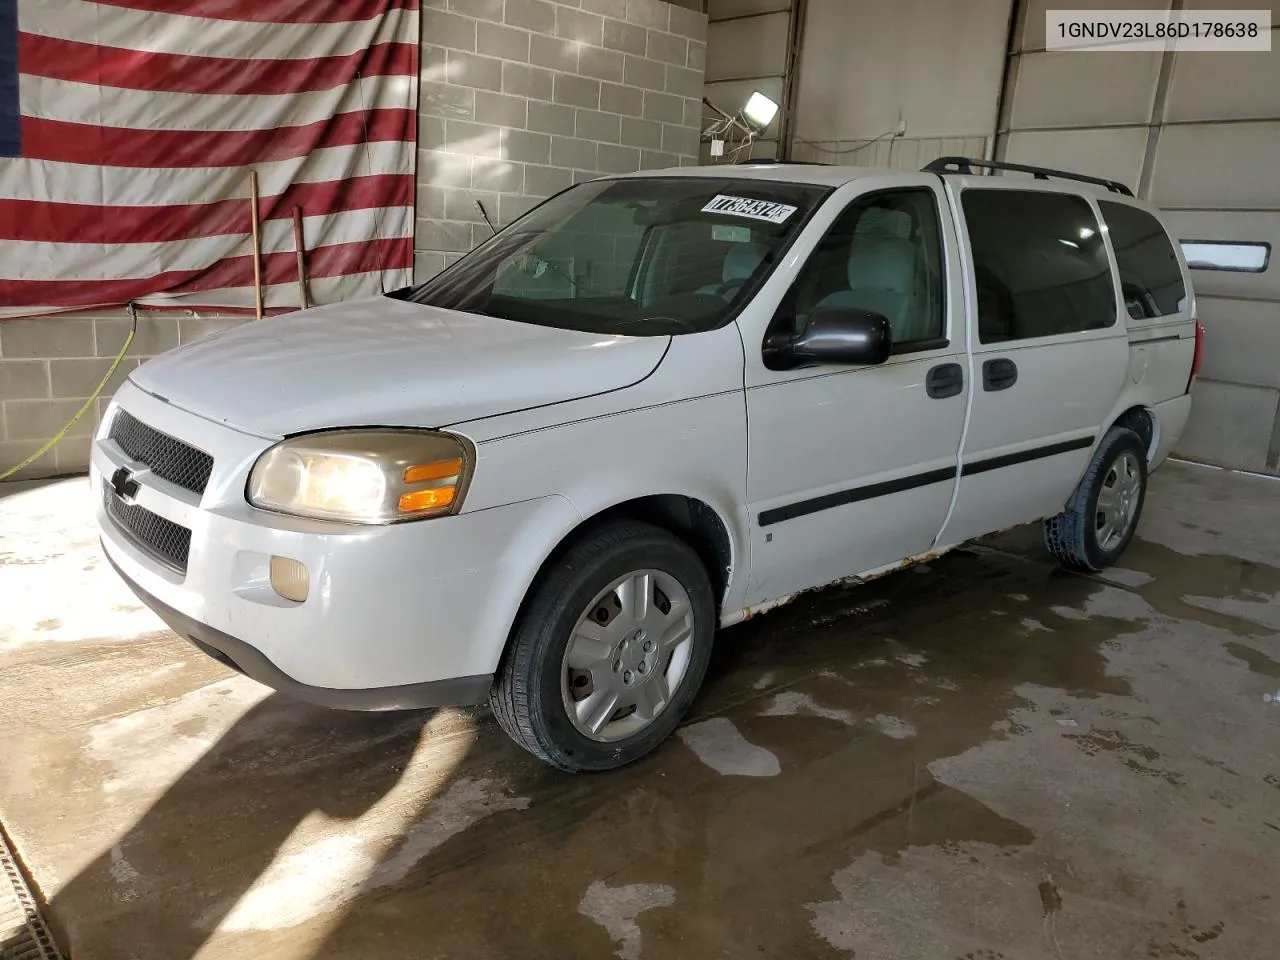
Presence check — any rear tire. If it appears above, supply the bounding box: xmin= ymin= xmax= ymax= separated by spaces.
xmin=490 ymin=520 xmax=716 ymax=772
xmin=1044 ymin=426 xmax=1147 ymax=572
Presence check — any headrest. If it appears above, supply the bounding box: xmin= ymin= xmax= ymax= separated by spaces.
xmin=847 ymin=237 xmax=916 ymax=292
xmin=723 ymin=242 xmax=769 ymax=282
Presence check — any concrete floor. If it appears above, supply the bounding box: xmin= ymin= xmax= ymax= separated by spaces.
xmin=1 ymin=461 xmax=1278 ymax=960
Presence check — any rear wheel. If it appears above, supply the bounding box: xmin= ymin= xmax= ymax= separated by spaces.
xmin=1044 ymin=426 xmax=1147 ymax=572
xmin=490 ymin=520 xmax=716 ymax=772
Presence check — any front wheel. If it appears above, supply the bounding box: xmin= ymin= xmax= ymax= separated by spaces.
xmin=490 ymin=520 xmax=716 ymax=772
xmin=1044 ymin=426 xmax=1148 ymax=572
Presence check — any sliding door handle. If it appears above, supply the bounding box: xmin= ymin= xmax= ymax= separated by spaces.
xmin=982 ymin=358 xmax=1018 ymax=391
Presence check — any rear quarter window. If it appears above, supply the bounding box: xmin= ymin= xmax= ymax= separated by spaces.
xmin=1099 ymin=201 xmax=1187 ymax=319
xmin=962 ymin=190 xmax=1117 ymax=344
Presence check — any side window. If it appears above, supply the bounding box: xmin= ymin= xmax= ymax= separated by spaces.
xmin=962 ymin=190 xmax=1116 ymax=343
xmin=782 ymin=189 xmax=945 ymax=348
xmin=1100 ymin=201 xmax=1187 ymax=319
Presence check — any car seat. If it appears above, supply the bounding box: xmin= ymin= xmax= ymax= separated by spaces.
xmin=696 ymin=242 xmax=770 ymax=299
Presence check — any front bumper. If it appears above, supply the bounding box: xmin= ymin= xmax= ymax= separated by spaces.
xmin=93 ymin=381 xmax=582 ymax=705
xmin=107 ymin=550 xmax=492 ymax=710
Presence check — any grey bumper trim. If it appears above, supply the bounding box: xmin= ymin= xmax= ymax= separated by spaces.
xmin=105 ymin=548 xmax=492 ymax=712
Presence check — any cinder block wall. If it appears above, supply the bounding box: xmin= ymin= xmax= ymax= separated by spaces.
xmin=415 ymin=0 xmax=708 ymax=279
xmin=0 ymin=311 xmax=246 ymax=481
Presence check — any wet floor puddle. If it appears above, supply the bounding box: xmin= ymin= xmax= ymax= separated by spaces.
xmin=10 ymin=513 xmax=1280 ymax=960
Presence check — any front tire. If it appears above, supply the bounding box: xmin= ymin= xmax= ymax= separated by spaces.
xmin=490 ymin=520 xmax=716 ymax=772
xmin=1044 ymin=426 xmax=1148 ymax=572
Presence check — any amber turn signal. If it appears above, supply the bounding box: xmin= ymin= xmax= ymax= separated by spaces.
xmin=398 ymin=486 xmax=456 ymax=513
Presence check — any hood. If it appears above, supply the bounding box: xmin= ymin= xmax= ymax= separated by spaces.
xmin=130 ymin=297 xmax=670 ymax=437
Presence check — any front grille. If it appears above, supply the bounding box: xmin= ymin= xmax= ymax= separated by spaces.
xmin=104 ymin=485 xmax=192 ymax=573
xmin=109 ymin=409 xmax=214 ymax=495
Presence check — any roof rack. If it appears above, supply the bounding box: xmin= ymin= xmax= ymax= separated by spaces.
xmin=922 ymin=156 xmax=1133 ymax=196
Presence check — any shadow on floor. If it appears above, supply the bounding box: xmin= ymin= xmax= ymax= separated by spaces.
xmin=29 ymin=696 xmax=434 ymax=960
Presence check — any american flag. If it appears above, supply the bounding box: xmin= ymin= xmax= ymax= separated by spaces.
xmin=0 ymin=0 xmax=418 ymax=319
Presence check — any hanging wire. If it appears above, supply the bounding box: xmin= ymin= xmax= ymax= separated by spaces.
xmin=789 ymin=129 xmax=899 ymax=156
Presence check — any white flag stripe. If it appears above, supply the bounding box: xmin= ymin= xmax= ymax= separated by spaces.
xmin=0 ymin=142 xmax=411 ymax=207
xmin=18 ymin=0 xmax=408 ymax=63
xmin=20 ymin=73 xmax=411 ymax=134
xmin=3 ymin=206 xmax=413 ymax=281
xmin=0 ymin=269 xmax=416 ymax=319
xmin=133 ymin=269 xmax=414 ymax=310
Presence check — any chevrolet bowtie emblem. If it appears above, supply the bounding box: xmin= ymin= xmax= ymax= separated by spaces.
xmin=110 ymin=466 xmax=140 ymax=503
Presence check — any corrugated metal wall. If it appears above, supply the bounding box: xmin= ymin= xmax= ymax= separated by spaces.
xmin=789 ymin=0 xmax=1011 ymax=167
xmin=997 ymin=0 xmax=1280 ymax=473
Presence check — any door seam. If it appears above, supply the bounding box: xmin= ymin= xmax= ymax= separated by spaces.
xmin=932 ymin=175 xmax=977 ymax=548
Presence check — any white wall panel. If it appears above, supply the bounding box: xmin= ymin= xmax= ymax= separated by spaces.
xmin=1164 ymin=49 xmax=1280 ymax=123
xmin=1177 ymin=379 xmax=1279 ymax=471
xmin=1194 ymin=297 xmax=1280 ymax=390
xmin=1149 ymin=122 xmax=1280 ymax=209
xmin=1010 ymin=51 xmax=1159 ymax=128
xmin=1002 ymin=126 xmax=1148 ymax=190
xmin=793 ymin=0 xmax=1011 ymax=141
xmin=705 ymin=11 xmax=790 ymax=81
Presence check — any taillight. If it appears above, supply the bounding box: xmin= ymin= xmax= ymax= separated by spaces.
xmin=1186 ymin=322 xmax=1205 ymax=394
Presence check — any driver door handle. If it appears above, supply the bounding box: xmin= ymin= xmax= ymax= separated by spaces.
xmin=926 ymin=363 xmax=964 ymax=399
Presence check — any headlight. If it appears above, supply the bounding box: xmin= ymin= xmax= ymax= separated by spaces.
xmin=247 ymin=430 xmax=474 ymax=524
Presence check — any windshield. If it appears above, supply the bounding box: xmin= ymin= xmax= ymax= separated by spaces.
xmin=400 ymin=177 xmax=830 ymax=336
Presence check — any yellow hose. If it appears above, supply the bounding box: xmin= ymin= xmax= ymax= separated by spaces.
xmin=0 ymin=307 xmax=137 ymax=482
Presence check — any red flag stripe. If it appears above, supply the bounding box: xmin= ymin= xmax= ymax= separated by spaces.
xmin=0 ymin=175 xmax=413 ymax=243
xmin=88 ymin=0 xmax=419 ymax=25
xmin=0 ymin=238 xmax=413 ymax=306
xmin=19 ymin=34 xmax=418 ymax=96
xmin=17 ymin=109 xmax=416 ymax=168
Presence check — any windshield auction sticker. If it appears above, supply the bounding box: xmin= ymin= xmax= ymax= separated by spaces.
xmin=702 ymin=195 xmax=798 ymax=224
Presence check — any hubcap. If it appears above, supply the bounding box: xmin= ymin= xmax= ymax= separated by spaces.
xmin=1095 ymin=451 xmax=1142 ymax=552
xmin=561 ymin=570 xmax=695 ymax=743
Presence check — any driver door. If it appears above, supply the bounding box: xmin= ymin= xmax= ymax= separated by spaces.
xmin=741 ymin=177 xmax=968 ymax=608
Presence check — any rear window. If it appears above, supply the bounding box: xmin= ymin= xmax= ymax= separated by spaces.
xmin=1099 ymin=201 xmax=1187 ymax=319
xmin=962 ymin=190 xmax=1116 ymax=344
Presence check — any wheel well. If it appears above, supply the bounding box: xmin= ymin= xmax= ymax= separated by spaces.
xmin=1112 ymin=406 xmax=1156 ymax=461
xmin=583 ymin=495 xmax=733 ymax=605
xmin=514 ymin=495 xmax=732 ymax=624
xmin=494 ymin=496 xmax=734 ymax=674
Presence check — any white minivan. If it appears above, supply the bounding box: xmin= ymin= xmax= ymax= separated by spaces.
xmin=94 ymin=158 xmax=1201 ymax=771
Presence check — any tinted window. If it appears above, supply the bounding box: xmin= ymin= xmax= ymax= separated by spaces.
xmin=779 ymin=189 xmax=945 ymax=347
xmin=963 ymin=190 xmax=1116 ymax=343
xmin=405 ymin=177 xmax=828 ymax=336
xmin=1100 ymin=201 xmax=1187 ymax=318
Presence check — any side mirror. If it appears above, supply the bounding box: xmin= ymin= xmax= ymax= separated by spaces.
xmin=764 ymin=307 xmax=892 ymax=370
